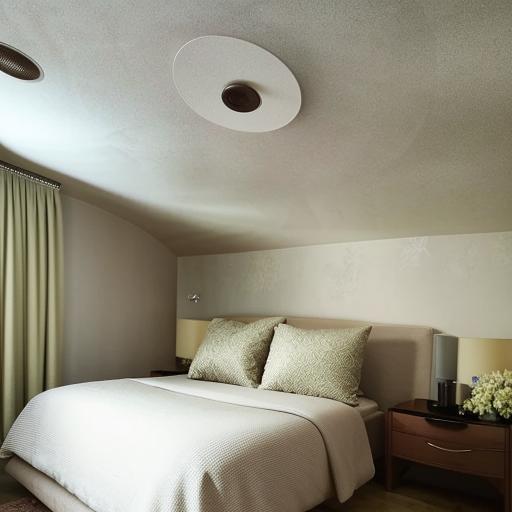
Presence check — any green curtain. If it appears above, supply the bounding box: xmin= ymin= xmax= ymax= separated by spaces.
xmin=0 ymin=169 xmax=63 ymax=441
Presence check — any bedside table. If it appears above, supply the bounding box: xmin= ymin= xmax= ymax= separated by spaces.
xmin=386 ymin=399 xmax=511 ymax=511
xmin=150 ymin=369 xmax=188 ymax=377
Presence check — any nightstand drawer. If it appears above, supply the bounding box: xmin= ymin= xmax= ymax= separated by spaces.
xmin=392 ymin=412 xmax=505 ymax=451
xmin=392 ymin=431 xmax=505 ymax=478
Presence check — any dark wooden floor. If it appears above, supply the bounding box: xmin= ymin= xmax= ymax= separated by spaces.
xmin=0 ymin=459 xmax=499 ymax=511
xmin=330 ymin=480 xmax=496 ymax=511
xmin=0 ymin=459 xmax=30 ymax=505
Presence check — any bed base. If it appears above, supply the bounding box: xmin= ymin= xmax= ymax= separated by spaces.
xmin=5 ymin=457 xmax=93 ymax=512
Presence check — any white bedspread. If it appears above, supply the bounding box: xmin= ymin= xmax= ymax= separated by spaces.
xmin=1 ymin=376 xmax=374 ymax=512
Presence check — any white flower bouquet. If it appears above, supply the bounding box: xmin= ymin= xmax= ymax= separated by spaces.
xmin=463 ymin=369 xmax=512 ymax=420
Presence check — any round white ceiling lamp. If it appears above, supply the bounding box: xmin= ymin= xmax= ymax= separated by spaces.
xmin=172 ymin=36 xmax=301 ymax=132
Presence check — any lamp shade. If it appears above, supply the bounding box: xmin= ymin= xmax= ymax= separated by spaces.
xmin=457 ymin=338 xmax=512 ymax=385
xmin=176 ymin=319 xmax=209 ymax=360
xmin=430 ymin=334 xmax=458 ymax=400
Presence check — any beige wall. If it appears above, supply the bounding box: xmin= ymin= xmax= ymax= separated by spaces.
xmin=62 ymin=195 xmax=177 ymax=384
xmin=177 ymin=231 xmax=512 ymax=338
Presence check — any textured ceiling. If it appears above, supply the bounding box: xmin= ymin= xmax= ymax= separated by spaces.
xmin=1 ymin=1 xmax=511 ymax=255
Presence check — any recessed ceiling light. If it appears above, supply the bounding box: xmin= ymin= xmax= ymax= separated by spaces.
xmin=173 ymin=36 xmax=301 ymax=132
xmin=0 ymin=42 xmax=42 ymax=81
xmin=221 ymin=83 xmax=261 ymax=113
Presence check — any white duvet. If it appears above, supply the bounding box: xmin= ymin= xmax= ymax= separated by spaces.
xmin=1 ymin=376 xmax=374 ymax=512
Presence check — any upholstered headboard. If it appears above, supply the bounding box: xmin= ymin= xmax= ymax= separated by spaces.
xmin=228 ymin=316 xmax=434 ymax=411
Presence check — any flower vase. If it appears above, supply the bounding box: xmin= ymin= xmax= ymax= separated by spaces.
xmin=479 ymin=411 xmax=498 ymax=422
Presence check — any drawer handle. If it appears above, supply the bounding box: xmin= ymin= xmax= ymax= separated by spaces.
xmin=425 ymin=417 xmax=468 ymax=429
xmin=426 ymin=441 xmax=472 ymax=453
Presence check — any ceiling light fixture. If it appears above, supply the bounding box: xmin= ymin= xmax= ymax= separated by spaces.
xmin=173 ymin=36 xmax=301 ymax=132
xmin=0 ymin=42 xmax=42 ymax=81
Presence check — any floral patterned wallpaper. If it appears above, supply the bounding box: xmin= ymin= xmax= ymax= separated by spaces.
xmin=178 ymin=231 xmax=512 ymax=338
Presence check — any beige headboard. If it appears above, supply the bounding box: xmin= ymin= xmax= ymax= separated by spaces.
xmin=228 ymin=316 xmax=434 ymax=411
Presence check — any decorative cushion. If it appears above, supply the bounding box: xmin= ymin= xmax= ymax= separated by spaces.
xmin=259 ymin=324 xmax=372 ymax=405
xmin=188 ymin=317 xmax=286 ymax=387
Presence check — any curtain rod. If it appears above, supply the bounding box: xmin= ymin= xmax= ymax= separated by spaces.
xmin=0 ymin=160 xmax=61 ymax=190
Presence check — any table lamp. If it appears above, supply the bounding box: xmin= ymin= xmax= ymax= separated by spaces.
xmin=457 ymin=337 xmax=512 ymax=386
xmin=176 ymin=319 xmax=209 ymax=369
xmin=430 ymin=334 xmax=458 ymax=401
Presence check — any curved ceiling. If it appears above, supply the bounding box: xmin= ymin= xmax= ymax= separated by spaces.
xmin=1 ymin=0 xmax=511 ymax=255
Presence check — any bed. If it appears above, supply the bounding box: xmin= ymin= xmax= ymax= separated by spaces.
xmin=1 ymin=316 xmax=433 ymax=512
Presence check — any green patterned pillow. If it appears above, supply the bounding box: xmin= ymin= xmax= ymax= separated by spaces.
xmin=259 ymin=324 xmax=372 ymax=405
xmin=188 ymin=317 xmax=286 ymax=387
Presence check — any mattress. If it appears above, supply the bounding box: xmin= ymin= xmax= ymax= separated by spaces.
xmin=5 ymin=409 xmax=385 ymax=512
xmin=354 ymin=396 xmax=379 ymax=418
xmin=2 ymin=376 xmax=375 ymax=512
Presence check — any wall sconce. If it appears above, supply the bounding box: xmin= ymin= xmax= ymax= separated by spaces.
xmin=187 ymin=293 xmax=200 ymax=303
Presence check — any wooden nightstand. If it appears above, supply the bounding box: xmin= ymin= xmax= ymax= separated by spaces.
xmin=386 ymin=399 xmax=511 ymax=510
xmin=150 ymin=369 xmax=188 ymax=377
